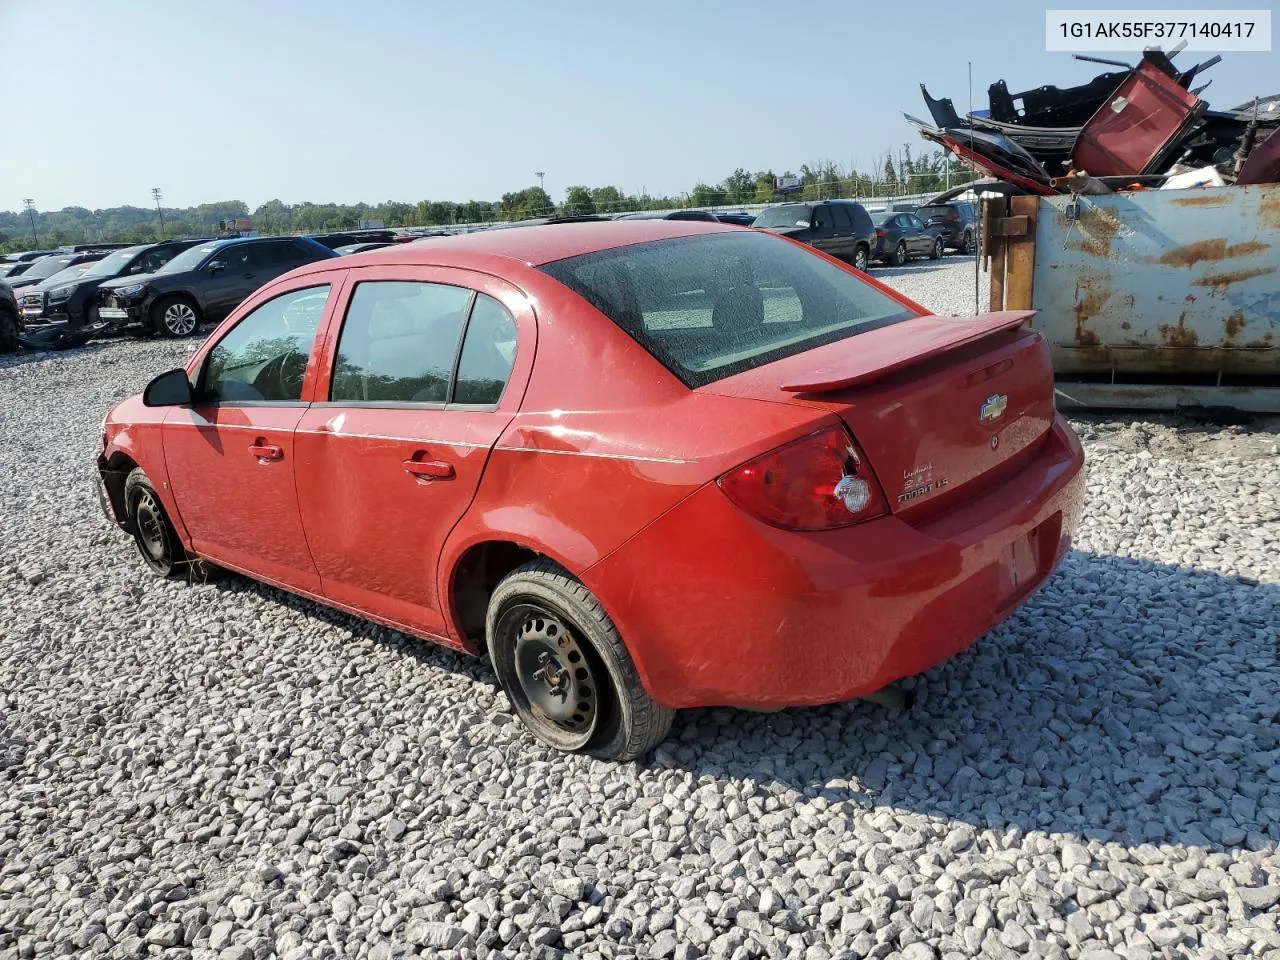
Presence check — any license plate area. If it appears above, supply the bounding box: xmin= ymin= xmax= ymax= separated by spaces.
xmin=996 ymin=512 xmax=1062 ymax=606
xmin=99 ymin=307 xmax=130 ymax=319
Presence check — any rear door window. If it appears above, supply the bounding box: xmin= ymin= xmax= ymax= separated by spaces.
xmin=540 ymin=231 xmax=915 ymax=387
xmin=830 ymin=205 xmax=852 ymax=230
xmin=330 ymin=281 xmax=473 ymax=404
xmin=453 ymin=295 xmax=518 ymax=405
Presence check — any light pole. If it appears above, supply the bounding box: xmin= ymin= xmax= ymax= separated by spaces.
xmin=534 ymin=171 xmax=545 ymax=192
xmin=151 ymin=187 xmax=166 ymax=238
xmin=22 ymin=199 xmax=39 ymax=245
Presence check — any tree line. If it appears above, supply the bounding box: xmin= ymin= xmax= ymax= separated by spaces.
xmin=1 ymin=149 xmax=975 ymax=254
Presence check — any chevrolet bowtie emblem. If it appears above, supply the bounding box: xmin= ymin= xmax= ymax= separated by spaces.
xmin=980 ymin=394 xmax=1008 ymax=422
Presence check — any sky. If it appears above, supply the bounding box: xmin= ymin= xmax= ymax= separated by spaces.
xmin=1 ymin=0 xmax=1276 ymax=213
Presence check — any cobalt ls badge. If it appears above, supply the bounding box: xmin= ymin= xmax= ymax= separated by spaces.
xmin=980 ymin=393 xmax=1008 ymax=423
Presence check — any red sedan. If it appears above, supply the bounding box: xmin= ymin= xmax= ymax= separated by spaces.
xmin=97 ymin=221 xmax=1085 ymax=760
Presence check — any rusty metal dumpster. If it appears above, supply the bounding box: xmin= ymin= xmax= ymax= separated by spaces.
xmin=984 ymin=183 xmax=1280 ymax=412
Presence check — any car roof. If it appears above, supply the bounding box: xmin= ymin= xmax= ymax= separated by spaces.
xmin=287 ymin=220 xmax=740 ymax=274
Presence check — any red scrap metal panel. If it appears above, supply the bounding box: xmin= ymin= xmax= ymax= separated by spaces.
xmin=1072 ymin=61 xmax=1202 ymax=177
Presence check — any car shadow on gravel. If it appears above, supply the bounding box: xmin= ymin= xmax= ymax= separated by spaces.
xmin=653 ymin=549 xmax=1280 ymax=854
xmin=870 ymin=258 xmax=976 ymax=280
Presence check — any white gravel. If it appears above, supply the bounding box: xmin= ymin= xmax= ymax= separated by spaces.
xmin=2 ymin=258 xmax=1279 ymax=960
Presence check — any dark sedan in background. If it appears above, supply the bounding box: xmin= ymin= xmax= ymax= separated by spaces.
xmin=0 ymin=250 xmax=61 ymax=279
xmin=18 ymin=240 xmax=206 ymax=328
xmin=871 ymin=211 xmax=944 ymax=266
xmin=96 ymin=236 xmax=337 ymax=337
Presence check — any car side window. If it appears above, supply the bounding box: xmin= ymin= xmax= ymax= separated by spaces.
xmin=811 ymin=206 xmax=828 ymax=230
xmin=330 ymin=281 xmax=472 ymax=404
xmin=830 ymin=205 xmax=852 ymax=230
xmin=216 ymin=246 xmax=252 ymax=272
xmin=908 ymin=215 xmax=925 ymax=231
xmin=454 ymin=294 xmax=518 ymax=405
xmin=250 ymin=242 xmax=294 ymax=268
xmin=201 ymin=285 xmax=331 ymax=404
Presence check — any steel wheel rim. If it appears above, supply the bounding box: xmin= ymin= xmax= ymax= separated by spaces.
xmin=164 ymin=303 xmax=196 ymax=335
xmin=934 ymin=239 xmax=943 ymax=257
xmin=896 ymin=242 xmax=906 ymax=264
xmin=134 ymin=491 xmax=168 ymax=561
xmin=508 ymin=605 xmax=599 ymax=746
xmin=855 ymin=250 xmax=867 ymax=270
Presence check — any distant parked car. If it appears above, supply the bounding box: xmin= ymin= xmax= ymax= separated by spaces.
xmin=0 ymin=280 xmax=19 ymax=352
xmin=0 ymin=250 xmax=62 ymax=279
xmin=714 ymin=213 xmax=756 ymax=226
xmin=915 ymin=201 xmax=978 ymax=255
xmin=96 ymin=236 xmax=338 ymax=337
xmin=619 ymin=210 xmax=720 ymax=222
xmin=752 ymin=201 xmax=875 ymax=272
xmin=871 ymin=211 xmax=944 ymax=266
xmin=334 ymin=242 xmax=397 ymax=255
xmin=17 ymin=240 xmax=208 ymax=328
xmin=6 ymin=252 xmax=107 ymax=293
xmin=309 ymin=230 xmax=399 ymax=249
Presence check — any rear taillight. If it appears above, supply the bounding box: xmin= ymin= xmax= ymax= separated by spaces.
xmin=718 ymin=425 xmax=888 ymax=531
xmin=947 ymin=211 xmax=959 ymax=221
xmin=875 ymin=229 xmax=886 ymax=238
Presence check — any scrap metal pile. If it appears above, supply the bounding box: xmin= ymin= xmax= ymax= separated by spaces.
xmin=909 ymin=49 xmax=1280 ymax=194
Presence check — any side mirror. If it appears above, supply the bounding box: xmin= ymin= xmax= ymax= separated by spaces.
xmin=208 ymin=260 xmax=226 ymax=274
xmin=143 ymin=368 xmax=194 ymax=407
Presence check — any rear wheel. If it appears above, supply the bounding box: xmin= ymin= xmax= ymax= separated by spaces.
xmin=891 ymin=241 xmax=907 ymax=267
xmin=152 ymin=296 xmax=201 ymax=338
xmin=959 ymin=231 xmax=973 ymax=255
xmin=852 ymin=246 xmax=869 ymax=272
xmin=0 ymin=307 xmax=19 ymax=353
xmin=124 ymin=468 xmax=185 ymax=578
xmin=488 ymin=559 xmax=674 ymax=760
xmin=930 ymin=237 xmax=944 ymax=260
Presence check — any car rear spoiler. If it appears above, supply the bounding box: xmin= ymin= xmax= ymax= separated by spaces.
xmin=781 ymin=310 xmax=1036 ymax=393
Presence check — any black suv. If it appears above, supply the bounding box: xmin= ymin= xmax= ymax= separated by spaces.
xmin=619 ymin=210 xmax=720 ymax=222
xmin=96 ymin=236 xmax=337 ymax=337
xmin=914 ymin=201 xmax=977 ymax=254
xmin=19 ymin=240 xmax=206 ymax=328
xmin=751 ymin=201 xmax=876 ymax=271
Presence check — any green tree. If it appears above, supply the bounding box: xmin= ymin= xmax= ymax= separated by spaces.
xmin=561 ymin=186 xmax=595 ymax=216
xmin=498 ymin=187 xmax=553 ymax=221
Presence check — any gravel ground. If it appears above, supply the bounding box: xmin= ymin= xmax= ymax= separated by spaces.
xmin=2 ymin=258 xmax=1279 ymax=960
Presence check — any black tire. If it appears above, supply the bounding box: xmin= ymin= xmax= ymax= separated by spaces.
xmin=124 ymin=468 xmax=186 ymax=578
xmin=891 ymin=241 xmax=907 ymax=267
xmin=0 ymin=307 xmax=19 ymax=354
xmin=930 ymin=237 xmax=943 ymax=260
xmin=959 ymin=231 xmax=973 ymax=255
xmin=152 ymin=295 xmax=202 ymax=338
xmin=487 ymin=558 xmax=675 ymax=761
xmin=83 ymin=302 xmax=100 ymax=327
xmin=852 ymin=245 xmax=870 ymax=272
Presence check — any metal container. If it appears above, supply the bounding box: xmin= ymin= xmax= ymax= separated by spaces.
xmin=985 ymin=183 xmax=1280 ymax=412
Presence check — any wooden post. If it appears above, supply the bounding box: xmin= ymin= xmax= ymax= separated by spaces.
xmin=1004 ymin=195 xmax=1039 ymax=311
xmin=986 ymin=198 xmax=1007 ymax=311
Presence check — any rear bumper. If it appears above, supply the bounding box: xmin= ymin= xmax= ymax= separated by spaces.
xmin=582 ymin=415 xmax=1086 ymax=710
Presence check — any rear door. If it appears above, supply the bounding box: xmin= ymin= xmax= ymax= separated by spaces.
xmin=202 ymin=244 xmax=257 ymax=319
xmin=294 ymin=265 xmax=534 ymax=641
xmin=808 ymin=204 xmax=839 ymax=256
xmin=829 ymin=204 xmax=854 ymax=260
xmin=905 ymin=214 xmax=931 ymax=255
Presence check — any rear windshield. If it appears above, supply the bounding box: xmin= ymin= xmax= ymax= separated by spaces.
xmin=752 ymin=205 xmax=812 ymax=229
xmin=917 ymin=205 xmax=956 ymax=220
xmin=539 ymin=232 xmax=916 ymax=387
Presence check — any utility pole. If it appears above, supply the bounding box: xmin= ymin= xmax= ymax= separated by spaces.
xmin=151 ymin=187 xmax=166 ymax=238
xmin=534 ymin=171 xmax=545 ymax=191
xmin=22 ymin=199 xmax=39 ymax=245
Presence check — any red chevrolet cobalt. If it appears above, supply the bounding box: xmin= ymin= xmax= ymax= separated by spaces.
xmin=97 ymin=221 xmax=1084 ymax=760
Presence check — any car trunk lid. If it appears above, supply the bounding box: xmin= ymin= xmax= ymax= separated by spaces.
xmin=699 ymin=310 xmax=1056 ymax=515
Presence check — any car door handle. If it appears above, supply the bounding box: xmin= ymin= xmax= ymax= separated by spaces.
xmin=403 ymin=459 xmax=455 ymax=481
xmin=249 ymin=443 xmax=283 ymax=462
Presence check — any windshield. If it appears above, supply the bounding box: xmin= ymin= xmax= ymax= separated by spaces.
xmin=24 ymin=257 xmax=82 ymax=281
xmin=43 ymin=265 xmax=95 ymax=287
xmin=540 ymin=231 xmax=916 ymax=388
xmin=157 ymin=242 xmax=226 ymax=275
xmin=752 ymin=205 xmax=812 ymax=229
xmin=80 ymin=246 xmax=146 ymax=279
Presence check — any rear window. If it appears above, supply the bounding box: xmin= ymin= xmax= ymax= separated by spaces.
xmin=917 ymin=206 xmax=954 ymax=220
xmin=539 ymin=232 xmax=916 ymax=387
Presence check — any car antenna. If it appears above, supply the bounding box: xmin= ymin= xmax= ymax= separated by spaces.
xmin=969 ymin=60 xmax=979 ymax=316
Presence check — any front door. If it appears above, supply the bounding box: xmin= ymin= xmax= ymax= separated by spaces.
xmin=162 ymin=282 xmax=336 ymax=592
xmin=294 ymin=267 xmax=530 ymax=641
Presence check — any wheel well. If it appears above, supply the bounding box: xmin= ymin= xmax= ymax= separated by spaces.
xmin=450 ymin=541 xmax=541 ymax=651
xmin=102 ymin=452 xmax=139 ymax=528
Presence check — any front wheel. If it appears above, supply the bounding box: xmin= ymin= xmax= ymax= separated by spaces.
xmin=891 ymin=241 xmax=907 ymax=267
xmin=930 ymin=237 xmax=943 ymax=260
xmin=852 ymin=246 xmax=869 ymax=272
xmin=124 ymin=468 xmax=186 ymax=578
xmin=488 ymin=559 xmax=675 ymax=760
xmin=152 ymin=296 xmax=202 ymax=338
xmin=0 ymin=308 xmax=19 ymax=354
